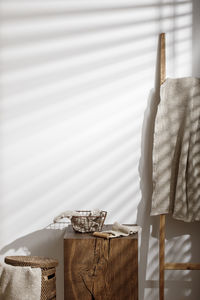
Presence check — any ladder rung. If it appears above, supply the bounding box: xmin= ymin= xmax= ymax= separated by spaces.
xmin=165 ymin=263 xmax=200 ymax=270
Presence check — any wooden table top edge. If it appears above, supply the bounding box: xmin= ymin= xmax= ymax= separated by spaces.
xmin=64 ymin=224 xmax=139 ymax=239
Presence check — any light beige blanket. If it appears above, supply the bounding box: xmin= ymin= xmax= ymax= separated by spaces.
xmin=102 ymin=222 xmax=141 ymax=238
xmin=0 ymin=264 xmax=41 ymax=300
xmin=151 ymin=77 xmax=200 ymax=222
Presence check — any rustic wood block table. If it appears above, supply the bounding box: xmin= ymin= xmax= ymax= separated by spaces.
xmin=64 ymin=225 xmax=138 ymax=300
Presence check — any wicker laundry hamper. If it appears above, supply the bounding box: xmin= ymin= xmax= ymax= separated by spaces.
xmin=5 ymin=256 xmax=58 ymax=300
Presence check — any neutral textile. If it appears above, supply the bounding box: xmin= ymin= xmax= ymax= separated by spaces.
xmin=151 ymin=77 xmax=200 ymax=222
xmin=0 ymin=264 xmax=41 ymax=300
xmin=102 ymin=222 xmax=141 ymax=238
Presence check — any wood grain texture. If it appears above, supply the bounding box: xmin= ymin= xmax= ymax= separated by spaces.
xmin=165 ymin=263 xmax=200 ymax=270
xmin=92 ymin=232 xmax=110 ymax=239
xmin=159 ymin=32 xmax=166 ymax=300
xmin=159 ymin=215 xmax=166 ymax=300
xmin=160 ymin=33 xmax=166 ymax=86
xmin=64 ymin=225 xmax=138 ymax=300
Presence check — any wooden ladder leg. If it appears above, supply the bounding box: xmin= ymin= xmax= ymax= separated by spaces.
xmin=159 ymin=32 xmax=166 ymax=300
xmin=160 ymin=33 xmax=166 ymax=86
xmin=159 ymin=215 xmax=166 ymax=300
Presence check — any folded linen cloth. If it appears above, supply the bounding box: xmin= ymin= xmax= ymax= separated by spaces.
xmin=0 ymin=264 xmax=41 ymax=300
xmin=101 ymin=222 xmax=141 ymax=238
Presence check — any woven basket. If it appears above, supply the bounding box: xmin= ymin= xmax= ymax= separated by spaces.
xmin=5 ymin=256 xmax=58 ymax=300
xmin=71 ymin=210 xmax=107 ymax=233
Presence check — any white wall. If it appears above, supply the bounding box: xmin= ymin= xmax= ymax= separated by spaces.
xmin=0 ymin=1 xmax=199 ymax=299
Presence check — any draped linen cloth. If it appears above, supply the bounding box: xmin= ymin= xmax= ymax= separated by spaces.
xmin=0 ymin=264 xmax=41 ymax=300
xmin=151 ymin=77 xmax=200 ymax=222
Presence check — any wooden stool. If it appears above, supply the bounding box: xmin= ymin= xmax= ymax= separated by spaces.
xmin=64 ymin=225 xmax=138 ymax=300
xmin=5 ymin=256 xmax=58 ymax=300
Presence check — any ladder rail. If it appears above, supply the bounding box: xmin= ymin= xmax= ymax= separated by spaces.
xmin=159 ymin=32 xmax=166 ymax=300
xmin=158 ymin=33 xmax=200 ymax=300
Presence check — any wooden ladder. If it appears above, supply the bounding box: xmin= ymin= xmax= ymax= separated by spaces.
xmin=159 ymin=33 xmax=200 ymax=300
